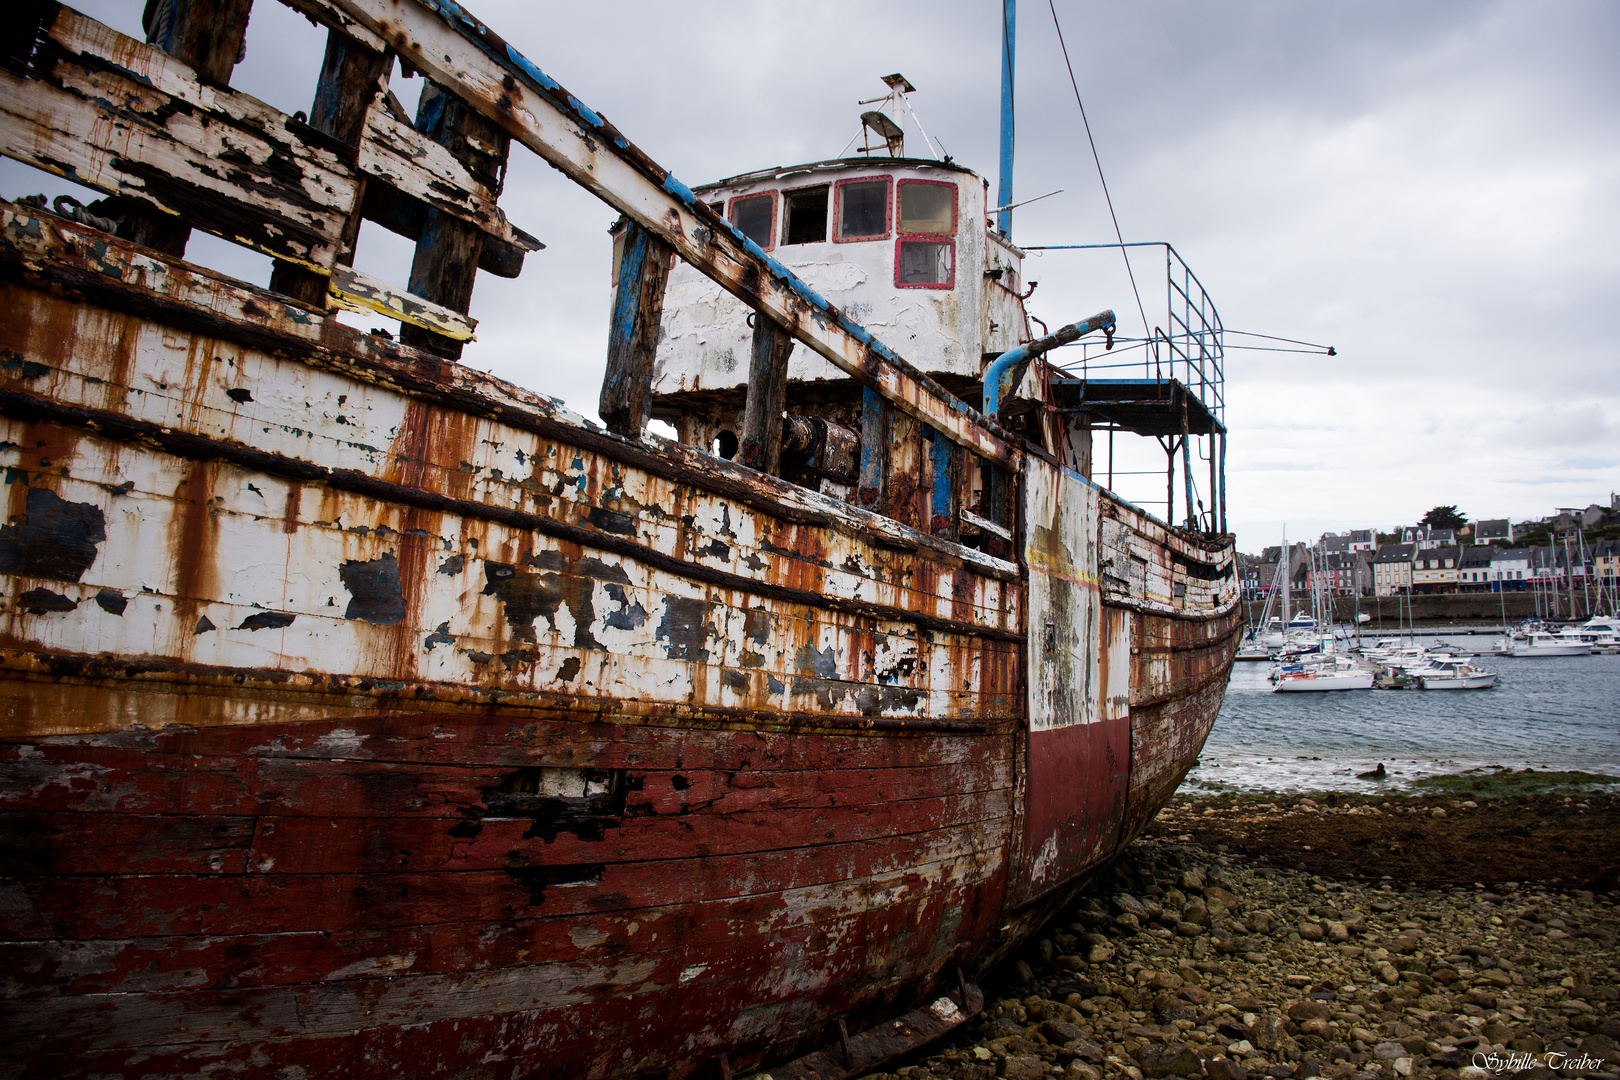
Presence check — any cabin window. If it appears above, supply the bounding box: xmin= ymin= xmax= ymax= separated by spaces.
xmin=835 ymin=177 xmax=891 ymax=241
xmin=898 ymin=180 xmax=956 ymax=235
xmin=782 ymin=186 xmax=829 ymax=245
xmin=730 ymin=192 xmax=776 ymax=249
xmin=896 ymin=240 xmax=954 ymax=287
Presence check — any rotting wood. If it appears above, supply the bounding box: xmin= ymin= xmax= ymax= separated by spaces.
xmin=327 ymin=264 xmax=477 ymax=340
xmin=770 ymin=984 xmax=983 ymax=1080
xmin=740 ymin=314 xmax=794 ymax=474
xmin=0 ymin=7 xmax=354 ymax=270
xmin=0 ymin=201 xmax=1021 ymax=584
xmin=358 ymin=92 xmax=541 ymax=255
xmin=311 ymin=0 xmax=1022 ymax=469
xmin=117 ymin=0 xmax=255 ymax=255
xmin=268 ymin=28 xmax=395 ymax=303
xmin=360 ymin=179 xmax=536 ymax=278
xmin=0 ymin=387 xmax=1019 ymax=644
xmin=399 ymin=81 xmax=510 ymax=359
xmin=600 ymin=220 xmax=673 ymax=438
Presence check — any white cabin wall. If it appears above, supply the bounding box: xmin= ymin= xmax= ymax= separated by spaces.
xmin=651 ymin=165 xmax=1019 ymax=395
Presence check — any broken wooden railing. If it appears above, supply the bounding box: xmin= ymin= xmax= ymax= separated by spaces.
xmin=0 ymin=0 xmax=1022 ymax=551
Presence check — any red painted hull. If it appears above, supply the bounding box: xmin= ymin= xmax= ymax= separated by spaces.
xmin=1 ymin=601 xmax=1238 ymax=1079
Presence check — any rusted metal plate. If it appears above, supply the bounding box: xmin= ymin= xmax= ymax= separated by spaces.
xmin=0 ymin=8 xmax=355 ymax=270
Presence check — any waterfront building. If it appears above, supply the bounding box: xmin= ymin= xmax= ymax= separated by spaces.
xmin=1490 ymin=548 xmax=1531 ymax=592
xmin=1457 ymin=546 xmax=1494 ymax=591
xmin=1474 ymin=518 xmax=1511 ymax=545
xmin=1373 ymin=543 xmax=1416 ymax=596
xmin=1411 ymin=545 xmax=1461 ymax=594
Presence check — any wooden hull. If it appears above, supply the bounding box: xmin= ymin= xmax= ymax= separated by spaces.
xmin=2 ymin=622 xmax=1234 ymax=1080
xmin=0 ymin=194 xmax=1241 ymax=1078
xmin=0 ymin=4 xmax=1240 ymax=1066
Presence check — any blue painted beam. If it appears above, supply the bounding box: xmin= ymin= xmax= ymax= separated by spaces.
xmin=996 ymin=0 xmax=1016 ymax=238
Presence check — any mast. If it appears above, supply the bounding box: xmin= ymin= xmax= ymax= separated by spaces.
xmin=1281 ymin=526 xmax=1291 ymax=633
xmin=996 ymin=0 xmax=1016 ymax=237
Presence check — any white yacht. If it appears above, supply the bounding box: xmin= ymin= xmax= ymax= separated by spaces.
xmin=1416 ymin=659 xmax=1499 ymax=690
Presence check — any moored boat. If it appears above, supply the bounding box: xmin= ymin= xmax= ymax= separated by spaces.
xmin=1416 ymin=659 xmax=1499 ymax=690
xmin=0 ymin=1 xmax=1240 ymax=1077
xmin=1273 ymin=656 xmax=1374 ymax=692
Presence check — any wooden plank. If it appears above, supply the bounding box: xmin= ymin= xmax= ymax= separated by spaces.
xmin=357 ymin=93 xmax=541 ymax=255
xmin=928 ymin=426 xmax=959 ymax=538
xmin=858 ymin=386 xmax=887 ymax=511
xmin=277 ymin=0 xmax=389 ymax=53
xmin=600 ymin=220 xmax=672 ymax=437
xmin=268 ymin=28 xmax=396 ymax=303
xmin=327 ymin=263 xmax=476 ymax=340
xmin=0 ymin=9 xmax=355 ymax=270
xmin=887 ymin=407 xmax=924 ymax=530
xmin=360 ymin=181 xmax=537 ymax=278
xmin=318 ymin=0 xmax=1020 ymax=470
xmin=398 ymin=82 xmax=509 ymax=358
xmin=739 ymin=314 xmax=793 ymax=473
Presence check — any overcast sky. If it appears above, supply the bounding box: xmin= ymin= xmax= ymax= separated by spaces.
xmin=7 ymin=0 xmax=1617 ymax=554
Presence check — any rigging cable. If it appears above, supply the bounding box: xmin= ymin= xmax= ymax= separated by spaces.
xmin=1047 ymin=0 xmax=1151 ymax=349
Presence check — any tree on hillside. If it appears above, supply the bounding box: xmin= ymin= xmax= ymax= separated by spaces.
xmin=1420 ymin=505 xmax=1468 ymax=530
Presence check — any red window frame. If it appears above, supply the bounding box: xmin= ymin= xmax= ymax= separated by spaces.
xmin=832 ymin=175 xmax=892 ymax=243
xmin=727 ymin=190 xmax=777 ymax=251
xmin=896 ymin=178 xmax=958 ymax=237
xmin=893 ymin=237 xmax=956 ymax=289
xmin=894 ymin=178 xmax=957 ymax=289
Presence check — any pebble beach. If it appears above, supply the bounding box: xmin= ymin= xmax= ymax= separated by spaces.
xmin=860 ymin=789 xmax=1620 ymax=1080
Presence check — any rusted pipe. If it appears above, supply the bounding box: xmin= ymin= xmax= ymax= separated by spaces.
xmin=983 ymin=310 xmax=1115 ymax=420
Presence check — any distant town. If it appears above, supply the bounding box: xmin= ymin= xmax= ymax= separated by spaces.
xmin=1239 ymin=494 xmax=1620 ymax=607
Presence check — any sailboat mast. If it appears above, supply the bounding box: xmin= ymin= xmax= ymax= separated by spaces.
xmin=996 ymin=0 xmax=1016 ymax=237
xmin=1281 ymin=527 xmax=1291 ymax=631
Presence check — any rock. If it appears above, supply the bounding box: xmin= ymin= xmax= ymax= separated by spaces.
xmin=1350 ymin=1028 xmax=1380 ymax=1045
xmin=1206 ymin=886 xmax=1240 ymax=912
xmin=1327 ymin=922 xmax=1350 ymax=942
xmin=1393 ymin=1057 xmax=1412 ymax=1076
xmin=1001 ymin=1055 xmax=1047 ymax=1080
xmin=1378 ymin=964 xmax=1400 ymax=986
xmin=1182 ymin=869 xmax=1208 ymax=892
xmin=1013 ymin=960 xmax=1035 ymax=985
xmin=1137 ymin=1041 xmax=1205 ymax=1078
xmin=1289 ymin=1001 xmax=1333 ymax=1022
xmin=1086 ymin=943 xmax=1117 ymax=964
xmin=1042 ymin=1020 xmax=1087 ymax=1045
xmin=1115 ymin=893 xmax=1152 ymax=920
xmin=1457 ymin=1068 xmax=1491 ymax=1080
xmin=1298 ymin=921 xmax=1326 ymax=942
xmin=1177 ymin=921 xmax=1205 ymax=937
xmin=1068 ymin=1040 xmax=1108 ymax=1065
xmin=1206 ymin=1058 xmax=1249 ymax=1080
xmin=1056 ymin=955 xmax=1086 ymax=972
xmin=1301 ymin=1018 xmax=1332 ymax=1038
xmin=1250 ymin=1016 xmax=1287 ymax=1051
xmin=1431 ymin=967 xmax=1460 ymax=985
xmin=1116 ymin=913 xmax=1142 ymax=931
xmin=1066 ymin=1063 xmax=1102 ymax=1080
xmin=1372 ymin=1042 xmax=1405 ymax=1062
xmin=1463 ymin=989 xmax=1496 ymax=1009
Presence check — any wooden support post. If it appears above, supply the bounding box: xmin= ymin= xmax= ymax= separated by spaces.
xmin=888 ymin=406 xmax=924 ymax=530
xmin=269 ymin=29 xmax=392 ymax=306
xmin=738 ymin=315 xmax=793 ymax=473
xmin=1067 ymin=413 xmax=1093 ymax=479
xmin=600 ymin=221 xmax=673 ymax=438
xmin=398 ymin=82 xmax=510 ymax=359
xmin=1208 ymin=429 xmax=1219 ymax=534
xmin=928 ymin=426 xmax=958 ymax=539
xmin=124 ymin=0 xmax=254 ymax=255
xmin=858 ymin=386 xmax=887 ymax=511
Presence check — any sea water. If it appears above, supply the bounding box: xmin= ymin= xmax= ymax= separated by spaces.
xmin=1187 ymin=634 xmax=1620 ymax=794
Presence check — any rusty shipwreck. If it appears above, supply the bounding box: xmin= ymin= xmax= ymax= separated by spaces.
xmin=0 ymin=0 xmax=1240 ymax=1077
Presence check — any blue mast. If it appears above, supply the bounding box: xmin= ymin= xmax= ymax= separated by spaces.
xmin=996 ymin=0 xmax=1016 ymax=238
